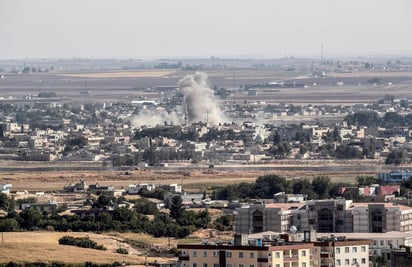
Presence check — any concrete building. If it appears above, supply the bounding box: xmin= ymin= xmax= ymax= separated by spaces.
xmin=351 ymin=202 xmax=412 ymax=232
xmin=316 ymin=231 xmax=412 ymax=266
xmin=0 ymin=183 xmax=12 ymax=194
xmin=377 ymin=170 xmax=412 ymax=183
xmin=314 ymin=236 xmax=371 ymax=267
xmin=273 ymin=192 xmax=307 ymax=203
xmin=235 ymin=203 xmax=303 ymax=234
xmin=236 ymin=200 xmax=412 ymax=234
xmin=178 ymin=241 xmax=314 ymax=267
xmin=293 ymin=199 xmax=353 ymax=233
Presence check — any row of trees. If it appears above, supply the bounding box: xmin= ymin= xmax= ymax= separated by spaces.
xmin=0 ymin=194 xmax=227 ymax=238
xmin=345 ymin=111 xmax=412 ymax=128
xmin=212 ymin=174 xmax=378 ymax=201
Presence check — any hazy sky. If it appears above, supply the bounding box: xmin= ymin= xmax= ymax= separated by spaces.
xmin=1 ymin=0 xmax=411 ymax=59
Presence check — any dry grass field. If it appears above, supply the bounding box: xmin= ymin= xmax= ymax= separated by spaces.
xmin=57 ymin=70 xmax=176 ymax=79
xmin=0 ymin=231 xmax=172 ymax=264
xmin=0 ymin=230 xmax=232 ymax=264
xmin=0 ymin=164 xmax=378 ymax=192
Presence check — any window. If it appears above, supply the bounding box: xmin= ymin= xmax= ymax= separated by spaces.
xmin=213 ymin=251 xmax=218 ymax=257
xmin=226 ymin=264 xmax=232 ymax=267
xmin=309 ymin=205 xmax=315 ymax=211
xmin=249 ymin=252 xmax=254 ymax=258
xmin=361 ymin=258 xmax=366 ymax=264
xmin=239 ymin=265 xmax=243 ymax=267
xmin=361 ymin=246 xmax=366 ymax=252
xmin=275 ymin=265 xmax=280 ymax=267
xmin=275 ymin=252 xmax=280 ymax=258
xmin=226 ymin=252 xmax=232 ymax=258
xmin=193 ymin=264 xmax=197 ymax=267
xmin=301 ymin=250 xmax=306 ymax=256
xmin=345 ymin=259 xmax=349 ymax=265
xmin=302 ymin=263 xmax=306 ymax=267
xmin=336 ymin=248 xmax=340 ymax=254
xmin=249 ymin=265 xmax=254 ymax=267
xmin=352 ymin=259 xmax=357 ymax=265
xmin=239 ymin=252 xmax=243 ymax=258
xmin=203 ymin=251 xmax=208 ymax=257
xmin=352 ymin=247 xmax=357 ymax=253
xmin=345 ymin=247 xmax=349 ymax=253
xmin=380 ymin=240 xmax=384 ymax=246
xmin=203 ymin=264 xmax=208 ymax=267
xmin=309 ymin=219 xmax=316 ymax=224
xmin=214 ymin=264 xmax=219 ymax=267
xmin=336 ymin=259 xmax=341 ymax=266
xmin=193 ymin=251 xmax=197 ymax=257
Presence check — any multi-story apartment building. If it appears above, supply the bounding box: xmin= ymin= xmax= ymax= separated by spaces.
xmin=235 ymin=200 xmax=412 ymax=234
xmin=177 ymin=233 xmax=371 ymax=267
xmin=178 ymin=242 xmax=314 ymax=267
xmin=235 ymin=203 xmax=301 ymax=234
xmin=314 ymin=237 xmax=371 ymax=267
xmin=293 ymin=199 xmax=353 ymax=233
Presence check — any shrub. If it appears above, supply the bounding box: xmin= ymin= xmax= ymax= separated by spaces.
xmin=116 ymin=248 xmax=129 ymax=254
xmin=58 ymin=236 xmax=106 ymax=250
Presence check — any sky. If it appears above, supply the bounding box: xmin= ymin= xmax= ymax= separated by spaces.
xmin=1 ymin=0 xmax=411 ymax=59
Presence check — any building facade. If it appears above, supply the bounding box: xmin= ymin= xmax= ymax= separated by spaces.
xmin=235 ymin=200 xmax=412 ymax=234
xmin=178 ymin=242 xmax=314 ymax=267
xmin=314 ymin=237 xmax=371 ymax=267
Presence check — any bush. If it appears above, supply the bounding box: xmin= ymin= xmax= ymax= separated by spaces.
xmin=58 ymin=236 xmax=106 ymax=250
xmin=116 ymin=248 xmax=129 ymax=254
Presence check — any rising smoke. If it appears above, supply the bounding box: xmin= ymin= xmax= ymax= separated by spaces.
xmin=129 ymin=109 xmax=181 ymax=128
xmin=130 ymin=72 xmax=227 ymax=128
xmin=179 ymin=72 xmax=227 ymax=125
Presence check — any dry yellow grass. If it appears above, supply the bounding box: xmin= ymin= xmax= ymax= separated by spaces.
xmin=0 ymin=232 xmax=170 ymax=264
xmin=0 ymin=166 xmax=373 ymax=192
xmin=331 ymin=71 xmax=412 ymax=78
xmin=56 ymin=70 xmax=175 ymax=78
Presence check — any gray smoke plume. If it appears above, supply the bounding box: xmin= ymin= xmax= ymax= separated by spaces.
xmin=179 ymin=72 xmax=227 ymax=125
xmin=130 ymin=109 xmax=182 ymax=128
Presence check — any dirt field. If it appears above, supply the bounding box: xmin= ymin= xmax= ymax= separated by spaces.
xmin=0 ymin=231 xmax=175 ymax=264
xmin=0 ymin=160 xmax=393 ymax=192
xmin=57 ymin=70 xmax=176 ymax=79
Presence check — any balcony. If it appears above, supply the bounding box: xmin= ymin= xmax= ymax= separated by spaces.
xmin=257 ymin=258 xmax=269 ymax=263
xmin=283 ymin=255 xmax=299 ymax=262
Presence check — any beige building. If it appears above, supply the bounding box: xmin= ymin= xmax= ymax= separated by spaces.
xmin=317 ymin=231 xmax=412 ymax=266
xmin=178 ymin=242 xmax=314 ymax=267
xmin=236 ymin=200 xmax=412 ymax=234
xmin=314 ymin=237 xmax=371 ymax=267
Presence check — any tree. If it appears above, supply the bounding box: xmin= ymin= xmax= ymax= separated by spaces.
xmin=292 ymin=179 xmax=316 ymax=199
xmin=382 ymin=112 xmax=405 ymax=128
xmin=386 ymin=149 xmax=409 ymax=165
xmin=253 ymin=175 xmax=290 ymax=198
xmin=213 ymin=214 xmax=233 ymax=231
xmin=344 ymin=111 xmax=379 ymax=127
xmin=0 ymin=193 xmax=14 ymax=212
xmin=169 ymin=195 xmax=184 ymax=222
xmin=143 ymin=146 xmax=159 ymax=166
xmin=312 ymin=176 xmax=331 ymax=199
xmin=0 ymin=218 xmax=19 ymax=231
xmin=19 ymin=208 xmax=43 ymax=229
xmin=269 ymin=142 xmax=291 ymax=158
xmin=134 ymin=198 xmax=159 ymax=215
